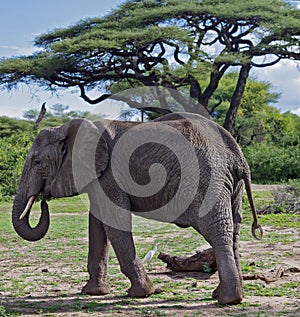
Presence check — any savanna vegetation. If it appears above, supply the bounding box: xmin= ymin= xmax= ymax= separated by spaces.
xmin=0 ymin=0 xmax=299 ymax=132
xmin=0 ymin=72 xmax=300 ymax=200
xmin=0 ymin=1 xmax=299 ymax=316
xmin=0 ymin=0 xmax=298 ymax=200
xmin=0 ymin=0 xmax=299 ymax=199
xmin=0 ymin=191 xmax=299 ymax=316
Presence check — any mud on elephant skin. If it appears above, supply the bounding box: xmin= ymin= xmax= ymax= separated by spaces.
xmin=12 ymin=112 xmax=262 ymax=305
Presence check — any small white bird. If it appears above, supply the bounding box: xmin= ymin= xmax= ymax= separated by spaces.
xmin=142 ymin=243 xmax=159 ymax=269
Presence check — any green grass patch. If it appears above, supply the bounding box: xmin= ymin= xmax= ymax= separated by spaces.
xmin=0 ymin=190 xmax=299 ymax=316
xmin=258 ymin=213 xmax=300 ymax=229
xmin=244 ymin=282 xmax=300 ymax=298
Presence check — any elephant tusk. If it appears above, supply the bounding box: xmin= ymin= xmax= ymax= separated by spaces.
xmin=19 ymin=196 xmax=36 ymax=220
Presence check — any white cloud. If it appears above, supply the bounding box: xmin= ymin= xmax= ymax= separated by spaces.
xmin=0 ymin=45 xmax=41 ymax=57
xmin=251 ymin=59 xmax=300 ymax=111
xmin=0 ymin=85 xmax=122 ymax=120
xmin=291 ymin=108 xmax=300 ymax=116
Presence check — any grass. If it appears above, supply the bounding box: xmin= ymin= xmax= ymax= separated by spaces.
xmin=0 ymin=188 xmax=299 ymax=316
xmin=244 ymin=282 xmax=300 ymax=298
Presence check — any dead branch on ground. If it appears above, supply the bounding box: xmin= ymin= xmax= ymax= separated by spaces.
xmin=158 ymin=249 xmax=300 ymax=284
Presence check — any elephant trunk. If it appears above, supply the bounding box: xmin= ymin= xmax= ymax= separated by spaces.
xmin=12 ymin=194 xmax=50 ymax=241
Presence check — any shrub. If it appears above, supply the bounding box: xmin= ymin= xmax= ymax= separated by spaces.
xmin=258 ymin=183 xmax=300 ymax=214
xmin=243 ymin=143 xmax=300 ymax=183
xmin=0 ymin=132 xmax=34 ymax=200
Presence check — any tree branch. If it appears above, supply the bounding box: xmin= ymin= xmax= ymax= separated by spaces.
xmin=209 ymin=99 xmax=223 ymax=115
xmin=79 ymin=85 xmax=111 ymax=104
xmin=251 ymin=56 xmax=281 ymax=67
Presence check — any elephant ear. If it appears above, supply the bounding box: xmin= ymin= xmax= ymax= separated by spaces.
xmin=73 ymin=119 xmax=109 ymax=192
xmin=51 ymin=119 xmax=109 ymax=197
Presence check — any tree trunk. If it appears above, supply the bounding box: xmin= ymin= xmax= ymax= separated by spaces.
xmin=158 ymin=248 xmax=217 ymax=273
xmin=223 ymin=63 xmax=251 ymax=134
xmin=200 ymin=63 xmax=230 ymax=111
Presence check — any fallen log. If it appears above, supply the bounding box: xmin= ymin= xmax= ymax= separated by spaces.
xmin=158 ymin=249 xmax=300 ymax=285
xmin=158 ymin=248 xmax=217 ymax=273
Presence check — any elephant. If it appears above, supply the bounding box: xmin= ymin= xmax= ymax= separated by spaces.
xmin=12 ymin=112 xmax=262 ymax=305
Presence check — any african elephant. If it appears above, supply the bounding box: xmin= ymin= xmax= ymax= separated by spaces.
xmin=12 ymin=112 xmax=262 ymax=305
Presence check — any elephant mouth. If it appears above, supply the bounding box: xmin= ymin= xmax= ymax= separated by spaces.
xmin=40 ymin=180 xmax=52 ymax=199
xmin=19 ymin=180 xmax=52 ymax=221
xmin=41 ymin=191 xmax=52 ymax=200
xmin=19 ymin=193 xmax=51 ymax=221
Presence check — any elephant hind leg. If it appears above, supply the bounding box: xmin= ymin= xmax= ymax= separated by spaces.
xmin=232 ymin=180 xmax=245 ymax=297
xmin=209 ymin=192 xmax=244 ymax=303
xmin=211 ymin=227 xmax=244 ymax=302
xmin=194 ymin=202 xmax=243 ymax=305
xmin=212 ymin=243 xmax=243 ymax=305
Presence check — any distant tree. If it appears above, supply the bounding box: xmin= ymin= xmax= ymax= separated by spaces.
xmin=0 ymin=0 xmax=299 ymax=133
xmin=281 ymin=111 xmax=300 ymax=145
xmin=242 ymin=109 xmax=300 ymax=183
xmin=50 ymin=104 xmax=69 ymax=116
xmin=209 ymin=73 xmax=280 ymax=118
xmin=23 ymin=108 xmax=40 ymax=121
xmin=209 ymin=72 xmax=282 ymax=144
xmin=67 ymin=110 xmax=94 ymax=119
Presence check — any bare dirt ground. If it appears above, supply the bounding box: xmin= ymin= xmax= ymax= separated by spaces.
xmin=1 ymin=185 xmax=299 ymax=317
xmin=251 ymin=184 xmax=285 ymax=192
xmin=1 ymin=229 xmax=299 ymax=317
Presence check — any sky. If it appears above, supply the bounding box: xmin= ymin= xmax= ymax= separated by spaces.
xmin=0 ymin=0 xmax=300 ymax=119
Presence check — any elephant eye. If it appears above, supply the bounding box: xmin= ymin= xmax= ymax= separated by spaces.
xmin=34 ymin=159 xmax=42 ymax=166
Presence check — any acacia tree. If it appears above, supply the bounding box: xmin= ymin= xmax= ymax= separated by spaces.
xmin=0 ymin=0 xmax=299 ymax=132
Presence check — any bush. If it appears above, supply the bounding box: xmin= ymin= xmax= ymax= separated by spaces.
xmin=0 ymin=132 xmax=34 ymax=200
xmin=0 ymin=113 xmax=74 ymax=201
xmin=243 ymin=143 xmax=300 ymax=183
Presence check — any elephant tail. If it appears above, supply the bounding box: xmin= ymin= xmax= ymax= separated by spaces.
xmin=243 ymin=171 xmax=263 ymax=240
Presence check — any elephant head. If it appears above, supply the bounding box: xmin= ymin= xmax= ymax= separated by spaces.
xmin=12 ymin=119 xmax=109 ymax=241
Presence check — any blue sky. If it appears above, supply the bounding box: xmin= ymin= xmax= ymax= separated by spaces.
xmin=0 ymin=0 xmax=125 ymax=118
xmin=0 ymin=0 xmax=124 ymax=56
xmin=0 ymin=0 xmax=300 ymax=118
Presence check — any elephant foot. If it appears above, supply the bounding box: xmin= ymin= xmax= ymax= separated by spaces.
xmin=212 ymin=284 xmax=220 ymax=299
xmin=216 ymin=281 xmax=243 ymax=305
xmin=81 ymin=280 xmax=110 ymax=296
xmin=127 ymin=280 xmax=155 ymax=298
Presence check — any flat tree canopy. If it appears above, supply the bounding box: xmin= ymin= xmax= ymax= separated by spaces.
xmin=0 ymin=0 xmax=299 ymax=131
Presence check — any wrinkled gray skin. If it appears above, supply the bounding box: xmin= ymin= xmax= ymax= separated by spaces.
xmin=12 ymin=112 xmax=262 ymax=305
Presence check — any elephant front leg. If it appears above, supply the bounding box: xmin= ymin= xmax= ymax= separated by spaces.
xmin=104 ymin=225 xmax=155 ymax=298
xmin=81 ymin=213 xmax=110 ymax=295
